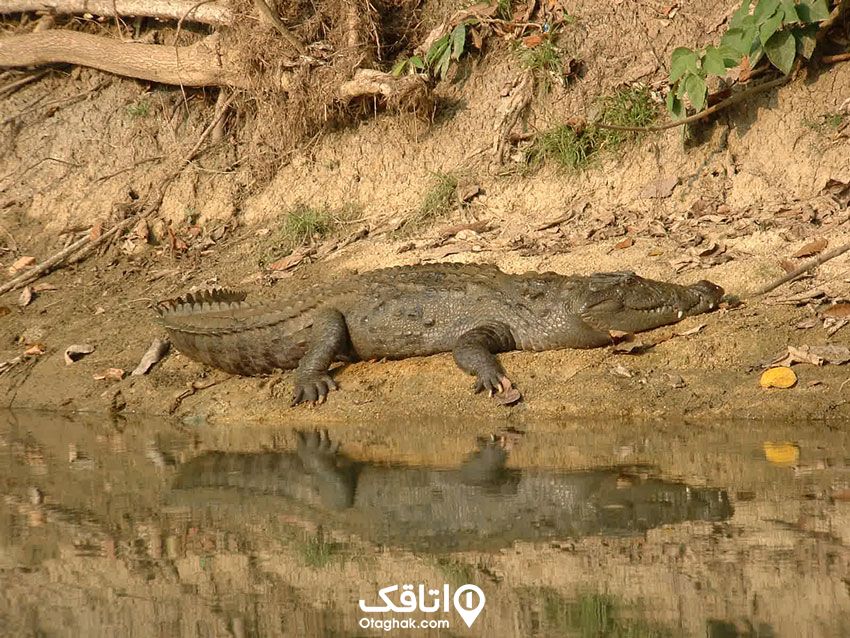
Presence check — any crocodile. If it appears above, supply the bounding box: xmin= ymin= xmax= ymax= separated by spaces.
xmin=170 ymin=430 xmax=733 ymax=552
xmin=156 ymin=263 xmax=724 ymax=405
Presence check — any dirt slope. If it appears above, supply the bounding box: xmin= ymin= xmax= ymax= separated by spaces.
xmin=1 ymin=2 xmax=849 ymax=423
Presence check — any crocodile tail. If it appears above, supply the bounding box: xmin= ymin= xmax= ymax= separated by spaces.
xmin=156 ymin=288 xmax=249 ymax=317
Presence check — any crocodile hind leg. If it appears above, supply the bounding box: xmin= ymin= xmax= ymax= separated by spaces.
xmin=292 ymin=309 xmax=350 ymax=405
xmin=453 ymin=323 xmax=517 ymax=397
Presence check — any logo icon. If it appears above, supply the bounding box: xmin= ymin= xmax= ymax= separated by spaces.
xmin=453 ymin=584 xmax=486 ymax=627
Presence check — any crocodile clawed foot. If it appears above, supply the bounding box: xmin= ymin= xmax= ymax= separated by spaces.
xmin=474 ymin=373 xmax=522 ymax=405
xmin=291 ymin=373 xmax=338 ymax=406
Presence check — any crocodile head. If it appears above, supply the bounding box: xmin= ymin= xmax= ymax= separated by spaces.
xmin=684 ymin=279 xmax=725 ymax=315
xmin=575 ymin=273 xmax=725 ymax=334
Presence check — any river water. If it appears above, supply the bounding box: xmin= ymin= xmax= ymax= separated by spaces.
xmin=0 ymin=409 xmax=848 ymax=636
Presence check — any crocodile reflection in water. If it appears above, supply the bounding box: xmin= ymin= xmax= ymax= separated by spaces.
xmin=172 ymin=431 xmax=733 ymax=552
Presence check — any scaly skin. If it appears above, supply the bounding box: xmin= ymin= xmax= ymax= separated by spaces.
xmin=170 ymin=431 xmax=733 ymax=552
xmin=156 ymin=263 xmax=724 ymax=405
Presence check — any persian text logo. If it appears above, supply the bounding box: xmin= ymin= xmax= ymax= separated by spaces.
xmin=359 ymin=583 xmax=486 ymax=628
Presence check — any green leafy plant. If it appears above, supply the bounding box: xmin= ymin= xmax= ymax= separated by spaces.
xmin=391 ymin=54 xmax=426 ymax=77
xmin=425 ymin=23 xmax=469 ymax=81
xmin=667 ymin=0 xmax=831 ymax=119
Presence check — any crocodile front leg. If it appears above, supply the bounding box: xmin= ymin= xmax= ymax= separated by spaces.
xmin=292 ymin=309 xmax=350 ymax=405
xmin=453 ymin=322 xmax=516 ymax=397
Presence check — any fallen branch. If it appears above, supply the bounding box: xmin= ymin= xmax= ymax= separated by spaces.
xmin=0 ymin=216 xmax=139 ymax=296
xmin=0 ymin=31 xmax=253 ymax=88
xmin=749 ymin=241 xmax=850 ymax=298
xmin=0 ymin=0 xmax=233 ymax=25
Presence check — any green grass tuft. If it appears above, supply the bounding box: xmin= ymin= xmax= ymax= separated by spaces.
xmin=526 ymin=85 xmax=657 ymax=170
xmin=299 ymin=529 xmax=344 ymax=569
xmin=257 ymin=202 xmax=348 ymax=267
xmin=525 ymin=124 xmax=595 ymax=170
xmin=516 ymin=37 xmax=566 ymax=92
xmin=419 ymin=171 xmax=459 ymax=222
xmin=126 ymin=100 xmax=151 ymax=118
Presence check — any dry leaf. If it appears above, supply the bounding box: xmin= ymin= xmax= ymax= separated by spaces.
xmin=665 ymin=372 xmax=686 ymax=388
xmin=0 ymin=306 xmax=10 ymax=318
xmin=268 ymin=250 xmax=307 ymax=272
xmin=821 ymin=304 xmax=850 ymax=319
xmin=521 ymin=34 xmax=543 ymax=48
xmin=31 ymin=283 xmax=57 ymax=292
xmin=695 ymin=240 xmax=725 ymax=258
xmin=639 ymin=176 xmax=678 ymax=199
xmin=439 ymin=220 xmax=489 ymax=238
xmin=614 ymin=237 xmax=634 ymax=250
xmin=132 ymin=338 xmax=170 ymax=375
xmin=676 ymin=323 xmax=706 ymax=337
xmin=94 ymin=368 xmax=125 ymax=381
xmin=8 ymin=256 xmax=36 ymax=275
xmin=456 ymin=183 xmax=482 ymax=203
xmin=495 ymin=387 xmax=522 ymax=406
xmin=613 ymin=341 xmax=651 ymax=354
xmin=772 ymin=344 xmax=850 ymax=367
xmin=64 ymin=344 xmax=95 ymax=365
xmin=763 ymin=442 xmax=800 ymax=466
xmin=759 ymin=366 xmax=797 ymax=389
xmin=779 ymin=259 xmax=797 ymax=273
xmin=425 ymin=242 xmax=473 ymax=260
xmin=795 ymin=317 xmax=818 ymax=329
xmin=610 ymin=364 xmax=633 ymax=378
xmin=825 ymin=318 xmax=848 ymax=336
xmin=89 ymin=221 xmax=103 ymax=241
xmin=24 ymin=344 xmax=45 ymax=356
xmin=18 ymin=286 xmax=32 ymax=307
xmin=793 ymin=238 xmax=827 ymax=258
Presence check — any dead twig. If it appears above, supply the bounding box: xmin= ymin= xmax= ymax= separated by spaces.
xmin=183 ymin=89 xmax=236 ymax=162
xmin=169 ymin=378 xmax=224 ymax=413
xmin=0 ymin=70 xmax=49 ymax=98
xmin=749 ymin=241 xmax=850 ymax=298
xmin=253 ymin=0 xmax=306 ymax=55
xmin=0 ymin=216 xmax=138 ymax=296
xmin=822 ymin=52 xmax=850 ymax=64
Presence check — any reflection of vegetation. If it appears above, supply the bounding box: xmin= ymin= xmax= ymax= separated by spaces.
xmin=706 ymin=618 xmax=776 ymax=638
xmin=298 ymin=528 xmax=345 ymax=569
xmin=434 ymin=557 xmax=475 ymax=587
xmin=519 ymin=587 xmax=674 ymax=637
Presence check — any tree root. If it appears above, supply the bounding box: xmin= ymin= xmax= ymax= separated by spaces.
xmin=0 ymin=31 xmax=253 ymax=88
xmin=0 ymin=0 xmax=232 ymax=25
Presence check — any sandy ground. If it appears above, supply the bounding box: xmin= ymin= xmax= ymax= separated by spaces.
xmin=1 ymin=2 xmax=849 ymax=423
